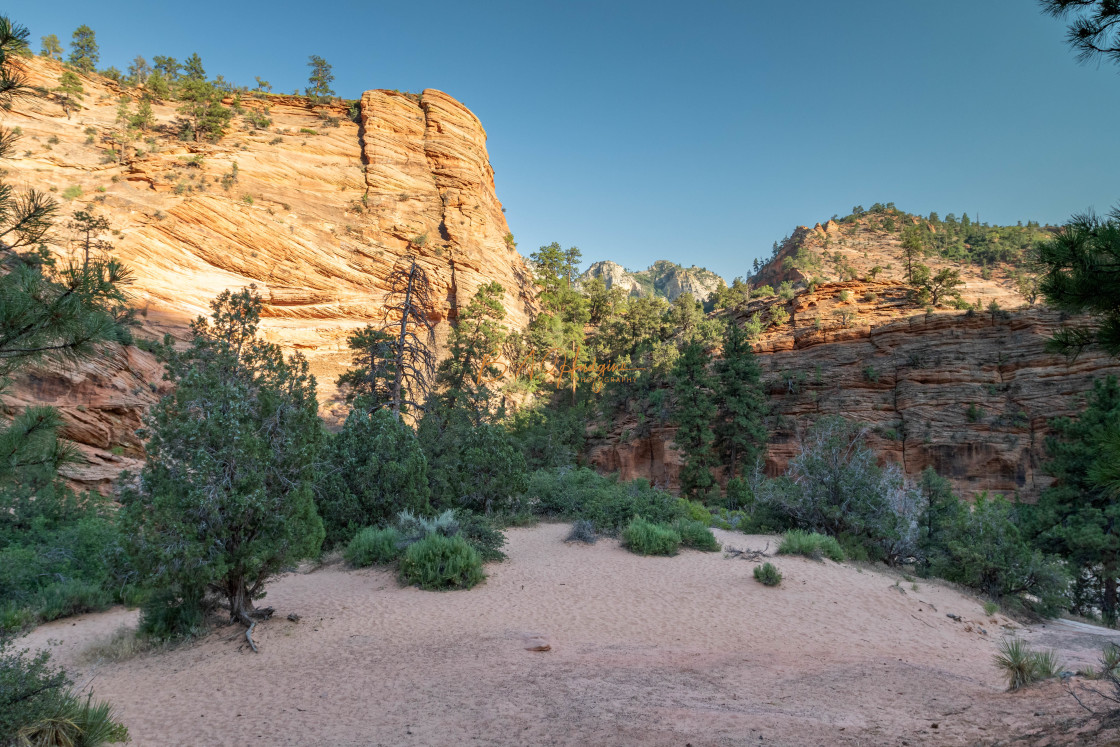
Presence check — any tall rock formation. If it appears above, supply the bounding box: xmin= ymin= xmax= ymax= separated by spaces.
xmin=2 ymin=55 xmax=536 ymax=489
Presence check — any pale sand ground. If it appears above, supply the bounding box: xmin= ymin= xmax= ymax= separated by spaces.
xmin=18 ymin=524 xmax=1120 ymax=746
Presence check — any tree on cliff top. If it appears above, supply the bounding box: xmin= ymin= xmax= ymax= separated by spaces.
xmin=38 ymin=33 xmax=61 ymax=60
xmin=306 ymin=55 xmax=335 ymax=101
xmin=67 ymin=25 xmax=97 ymax=72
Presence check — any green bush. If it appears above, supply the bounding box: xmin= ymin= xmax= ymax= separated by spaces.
xmin=927 ymin=494 xmax=1068 ymax=616
xmin=527 ymin=468 xmax=685 ymax=533
xmin=674 ymin=518 xmax=720 ymax=551
xmin=753 ymin=562 xmax=782 ymax=586
xmin=137 ymin=588 xmax=209 ymax=642
xmin=399 ymin=533 xmax=485 ymax=590
xmin=777 ymin=529 xmax=845 ymax=562
xmin=454 ymin=511 xmax=507 ymax=562
xmin=316 ymin=408 xmax=431 ymax=548
xmin=420 ymin=411 xmax=529 ymax=514
xmin=622 ymin=517 xmax=681 ymax=556
xmin=994 ymin=637 xmax=1062 ymax=691
xmin=344 ymin=527 xmax=403 ymax=567
xmin=677 ymin=498 xmax=712 ymax=524
xmin=0 ymin=490 xmax=132 ymax=633
xmin=0 ymin=635 xmax=128 ymax=746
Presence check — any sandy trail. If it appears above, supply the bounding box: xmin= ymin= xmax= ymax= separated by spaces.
xmin=17 ymin=524 xmax=1116 ymax=745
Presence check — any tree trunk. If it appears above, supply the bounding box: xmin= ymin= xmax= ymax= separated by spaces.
xmin=391 ymin=262 xmax=416 ymax=421
xmin=227 ymin=576 xmax=254 ymax=626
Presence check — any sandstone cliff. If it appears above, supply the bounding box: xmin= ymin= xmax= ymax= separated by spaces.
xmin=588 ymin=217 xmax=1120 ymax=502
xmin=2 ymin=55 xmax=536 ymax=489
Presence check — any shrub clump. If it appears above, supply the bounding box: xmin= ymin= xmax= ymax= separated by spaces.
xmin=753 ymin=562 xmax=782 ymax=586
xmin=565 ymin=519 xmax=598 ymax=544
xmin=399 ymin=533 xmax=485 ymax=590
xmin=344 ymin=527 xmax=404 ymax=567
xmin=528 ymin=468 xmax=685 ymax=534
xmin=777 ymin=529 xmax=845 ymax=562
xmin=674 ymin=518 xmax=720 ymax=551
xmin=622 ymin=517 xmax=681 ymax=556
xmin=994 ymin=637 xmax=1062 ymax=691
xmin=0 ymin=634 xmax=129 ymax=746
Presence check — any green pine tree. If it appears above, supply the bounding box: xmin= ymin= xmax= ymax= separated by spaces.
xmin=1029 ymin=376 xmax=1120 ymax=622
xmin=1038 ymin=206 xmax=1120 ymax=357
xmin=435 ymin=281 xmax=508 ymax=422
xmin=181 ymin=52 xmax=205 ymax=82
xmin=120 ymin=287 xmax=324 ymax=637
xmin=67 ymin=25 xmax=97 ymax=72
xmin=176 ymin=78 xmax=232 ymax=141
xmin=336 ymin=325 xmax=396 ymax=409
xmin=672 ymin=340 xmax=717 ymax=500
xmin=306 ymin=55 xmax=335 ymax=100
xmin=714 ymin=320 xmax=767 ymax=479
xmin=53 ymin=70 xmax=83 ymax=118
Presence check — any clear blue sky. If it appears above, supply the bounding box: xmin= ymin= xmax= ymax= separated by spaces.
xmin=12 ymin=0 xmax=1119 ymax=281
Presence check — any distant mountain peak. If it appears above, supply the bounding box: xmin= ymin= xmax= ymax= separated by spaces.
xmin=579 ymin=260 xmax=725 ymax=301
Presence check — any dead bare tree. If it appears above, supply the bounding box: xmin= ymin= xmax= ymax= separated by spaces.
xmin=383 ymin=257 xmax=436 ymax=420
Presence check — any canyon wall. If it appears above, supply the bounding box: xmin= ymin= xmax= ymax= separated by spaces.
xmin=588 ymin=220 xmax=1120 ymax=502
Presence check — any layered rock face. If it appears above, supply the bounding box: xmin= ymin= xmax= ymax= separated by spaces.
xmin=589 ymin=220 xmax=1120 ymax=502
xmin=2 ymin=56 xmax=536 ymax=489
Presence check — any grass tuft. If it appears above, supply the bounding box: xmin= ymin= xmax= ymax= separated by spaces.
xmin=621 ymin=517 xmax=681 ymax=556
xmin=344 ymin=527 xmax=404 ymax=567
xmin=777 ymin=529 xmax=845 ymax=562
xmin=994 ymin=637 xmax=1063 ymax=691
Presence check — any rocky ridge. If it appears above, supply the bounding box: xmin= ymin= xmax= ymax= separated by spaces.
xmin=579 ymin=259 xmax=725 ymax=301
xmin=588 ymin=217 xmax=1120 ymax=501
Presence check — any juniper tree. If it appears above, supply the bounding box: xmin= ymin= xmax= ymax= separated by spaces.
xmin=120 ymin=287 xmax=324 ymax=644
xmin=317 ymin=407 xmax=431 ymax=547
xmin=714 ymin=319 xmax=767 ymax=479
xmin=306 ymin=55 xmax=335 ymax=100
xmin=67 ymin=25 xmax=97 ymax=72
xmin=672 ymin=339 xmax=717 ymax=500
